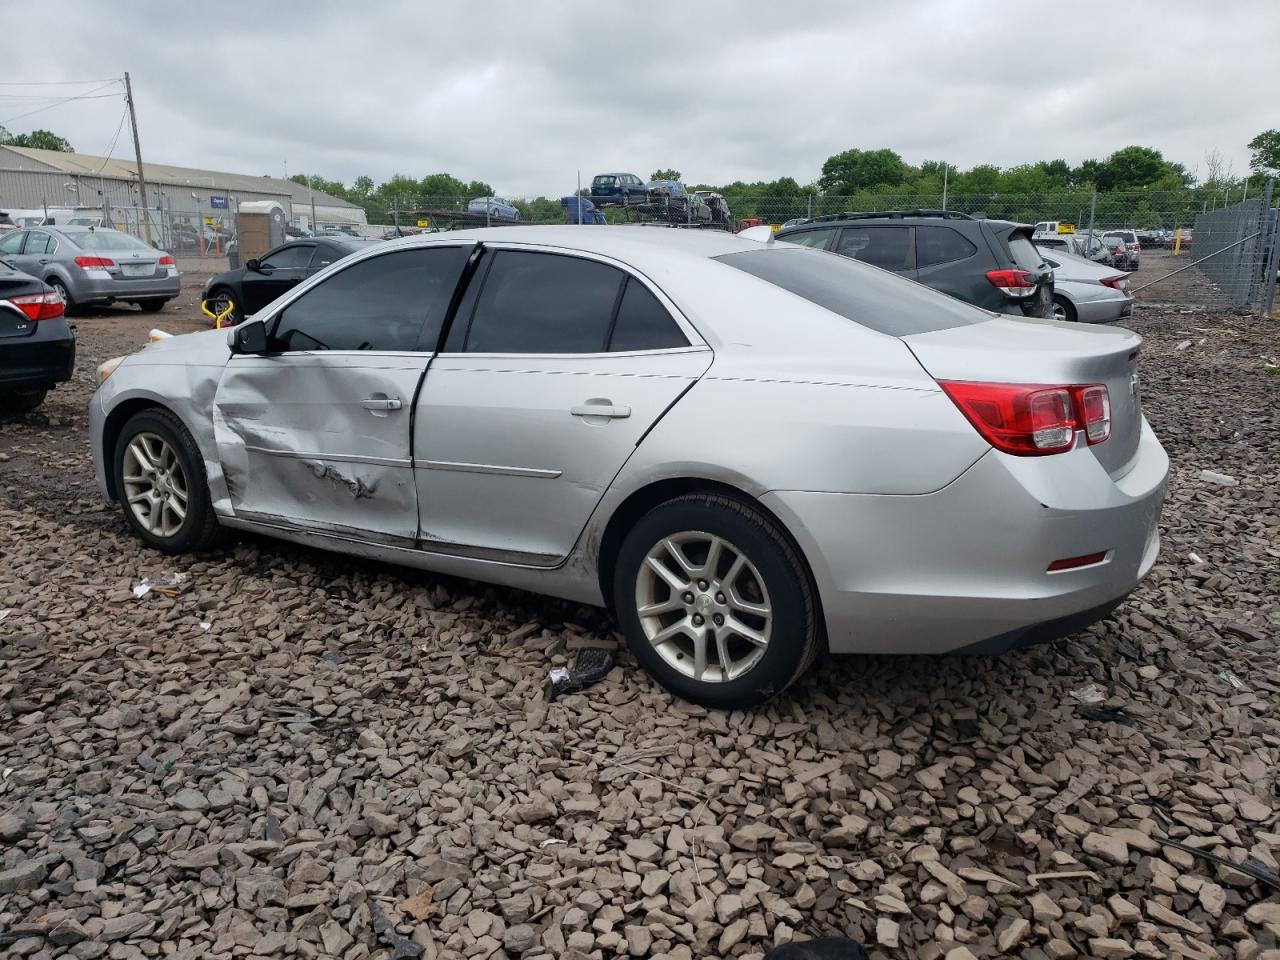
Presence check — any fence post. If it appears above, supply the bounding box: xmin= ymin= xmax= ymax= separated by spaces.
xmin=1261 ymin=179 xmax=1279 ymax=317
xmin=1086 ymin=191 xmax=1096 ymax=245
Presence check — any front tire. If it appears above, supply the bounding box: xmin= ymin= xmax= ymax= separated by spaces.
xmin=113 ymin=408 xmax=226 ymax=554
xmin=204 ymin=286 xmax=242 ymax=325
xmin=1052 ymin=295 xmax=1078 ymax=323
xmin=613 ymin=492 xmax=820 ymax=708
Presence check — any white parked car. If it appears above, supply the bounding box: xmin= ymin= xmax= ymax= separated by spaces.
xmin=1037 ymin=245 xmax=1134 ymax=323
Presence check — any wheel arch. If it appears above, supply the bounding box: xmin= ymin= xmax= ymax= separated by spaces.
xmin=594 ymin=476 xmax=825 ymax=629
xmin=100 ymin=397 xmax=181 ymax=499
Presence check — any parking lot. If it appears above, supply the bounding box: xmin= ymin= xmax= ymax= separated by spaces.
xmin=1 ymin=251 xmax=1278 ymax=960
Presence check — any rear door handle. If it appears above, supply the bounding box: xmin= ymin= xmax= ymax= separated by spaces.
xmin=570 ymin=400 xmax=631 ymax=419
xmin=361 ymin=396 xmax=402 ymax=411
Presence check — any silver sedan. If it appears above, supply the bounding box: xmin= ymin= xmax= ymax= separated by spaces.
xmin=89 ymin=227 xmax=1168 ymax=707
xmin=1038 ymin=246 xmax=1136 ymax=323
xmin=0 ymin=225 xmax=180 ymax=313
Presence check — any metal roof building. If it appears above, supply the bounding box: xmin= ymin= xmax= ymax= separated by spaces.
xmin=0 ymin=145 xmax=366 ymax=233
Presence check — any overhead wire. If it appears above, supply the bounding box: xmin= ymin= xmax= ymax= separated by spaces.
xmin=0 ymin=79 xmax=123 ymax=126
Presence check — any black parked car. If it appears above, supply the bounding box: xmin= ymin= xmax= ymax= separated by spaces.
xmin=775 ymin=210 xmax=1054 ymax=318
xmin=1 ymin=258 xmax=75 ymax=414
xmin=202 ymin=236 xmax=380 ymax=323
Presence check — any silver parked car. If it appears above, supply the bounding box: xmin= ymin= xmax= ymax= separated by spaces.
xmin=0 ymin=226 xmax=180 ymax=313
xmin=1037 ymin=246 xmax=1135 ymax=324
xmin=89 ymin=227 xmax=1168 ymax=707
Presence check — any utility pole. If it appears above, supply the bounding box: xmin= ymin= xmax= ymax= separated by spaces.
xmin=941 ymin=163 xmax=948 ymax=211
xmin=124 ymin=72 xmax=152 ymax=243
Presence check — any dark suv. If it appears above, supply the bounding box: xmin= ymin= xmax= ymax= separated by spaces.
xmin=775 ymin=210 xmax=1054 ymax=318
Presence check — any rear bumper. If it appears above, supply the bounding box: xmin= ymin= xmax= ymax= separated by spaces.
xmin=763 ymin=417 xmax=1167 ymax=654
xmin=1073 ymin=291 xmax=1136 ymax=324
xmin=0 ymin=320 xmax=76 ymax=389
xmin=71 ymin=274 xmax=181 ymax=303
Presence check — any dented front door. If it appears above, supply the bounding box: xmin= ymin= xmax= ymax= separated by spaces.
xmin=213 ymin=352 xmax=426 ymax=543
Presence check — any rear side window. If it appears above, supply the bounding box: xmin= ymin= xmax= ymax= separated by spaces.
xmin=1006 ymin=234 xmax=1047 ymax=273
xmin=26 ymin=233 xmax=55 ymax=255
xmin=713 ymin=247 xmax=986 ymax=336
xmin=915 ymin=226 xmax=977 ymax=268
xmin=608 ymin=278 xmax=687 ymax=352
xmin=835 ymin=226 xmax=914 ymax=271
xmin=593 ymin=175 xmax=616 ymax=186
xmin=464 ymin=251 xmax=623 ymax=353
xmin=778 ymin=228 xmax=834 ymax=250
xmin=272 ymin=246 xmax=469 ymax=352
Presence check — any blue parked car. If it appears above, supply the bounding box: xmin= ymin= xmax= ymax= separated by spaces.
xmin=645 ymin=180 xmax=688 ymax=205
xmin=467 ymin=197 xmax=521 ymax=221
xmin=589 ymin=173 xmax=647 ymax=207
xmin=561 ymin=197 xmax=606 ymax=224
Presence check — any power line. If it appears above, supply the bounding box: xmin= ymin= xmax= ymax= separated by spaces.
xmin=91 ymin=105 xmax=130 ymax=174
xmin=0 ymin=79 xmax=122 ymax=125
xmin=0 ymin=78 xmax=120 ymax=86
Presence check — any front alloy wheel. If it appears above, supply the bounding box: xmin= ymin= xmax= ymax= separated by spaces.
xmin=122 ymin=432 xmax=189 ymax=537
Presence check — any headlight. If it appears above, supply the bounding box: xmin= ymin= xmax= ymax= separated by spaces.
xmin=97 ymin=356 xmax=125 ymax=382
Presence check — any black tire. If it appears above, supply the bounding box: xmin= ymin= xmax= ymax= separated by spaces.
xmin=204 ymin=286 xmax=242 ymax=325
xmin=1052 ymin=295 xmax=1078 ymax=323
xmin=2 ymin=388 xmax=48 ymax=415
xmin=47 ymin=276 xmax=76 ymax=316
xmin=113 ymin=407 xmax=228 ymax=554
xmin=613 ymin=492 xmax=820 ymax=709
xmin=137 ymin=299 xmax=169 ymax=313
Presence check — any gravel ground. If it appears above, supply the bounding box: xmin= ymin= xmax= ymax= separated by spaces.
xmin=1 ymin=257 xmax=1278 ymax=960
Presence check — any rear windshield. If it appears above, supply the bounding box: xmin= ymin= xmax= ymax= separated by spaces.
xmin=1007 ymin=234 xmax=1046 ymax=272
xmin=713 ymin=246 xmax=988 ymax=336
xmin=68 ymin=231 xmax=152 ymax=252
xmin=593 ymin=176 xmax=616 ymax=185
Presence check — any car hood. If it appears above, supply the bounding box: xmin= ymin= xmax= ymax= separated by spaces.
xmin=128 ymin=326 xmax=231 ymax=365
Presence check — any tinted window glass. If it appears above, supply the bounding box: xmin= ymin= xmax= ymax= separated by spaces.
xmin=778 ymin=228 xmax=834 ymax=250
xmin=0 ymin=232 xmax=25 ymax=255
xmin=915 ymin=226 xmax=977 ymax=268
xmin=835 ymin=226 xmax=913 ymax=270
xmin=463 ymin=251 xmax=623 ymax=353
xmin=713 ymin=247 xmax=985 ymax=336
xmin=261 ymin=244 xmax=314 ymax=270
xmin=68 ymin=231 xmax=151 ymax=251
xmin=1007 ymin=234 xmax=1047 ymax=272
xmin=272 ymin=246 xmax=468 ymax=352
xmin=593 ymin=175 xmax=616 ymax=186
xmin=608 ymin=278 xmax=687 ymax=352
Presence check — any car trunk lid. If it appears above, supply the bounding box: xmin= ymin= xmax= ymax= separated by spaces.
xmin=904 ymin=315 xmax=1143 ymax=478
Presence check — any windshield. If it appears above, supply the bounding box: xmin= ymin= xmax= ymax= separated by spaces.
xmin=714 ymin=246 xmax=988 ymax=336
xmin=68 ymin=231 xmax=153 ymax=252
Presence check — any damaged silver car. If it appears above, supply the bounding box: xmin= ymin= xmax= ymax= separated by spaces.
xmin=90 ymin=227 xmax=1168 ymax=708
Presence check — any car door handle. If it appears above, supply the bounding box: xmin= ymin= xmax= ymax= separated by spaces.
xmin=570 ymin=400 xmax=631 ymax=419
xmin=361 ymin=396 xmax=402 ymax=411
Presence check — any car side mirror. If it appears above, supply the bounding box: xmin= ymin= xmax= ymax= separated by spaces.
xmin=245 ymin=258 xmax=261 ymax=272
xmin=230 ymin=318 xmax=268 ymax=355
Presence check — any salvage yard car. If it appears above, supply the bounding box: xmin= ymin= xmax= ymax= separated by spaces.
xmin=467 ymin=197 xmax=520 ymax=221
xmin=1 ymin=257 xmax=75 ymax=413
xmin=1036 ymin=246 xmax=1135 ymax=323
xmin=0 ymin=225 xmax=180 ymax=314
xmin=90 ymin=227 xmax=1167 ymax=708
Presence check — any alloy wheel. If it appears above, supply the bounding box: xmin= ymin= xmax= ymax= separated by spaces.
xmin=1052 ymin=301 xmax=1067 ymax=321
xmin=121 ymin=432 xmax=189 ymax=538
xmin=634 ymin=531 xmax=772 ymax=683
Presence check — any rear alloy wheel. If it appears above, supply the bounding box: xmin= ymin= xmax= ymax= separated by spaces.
xmin=1052 ymin=295 xmax=1078 ymax=323
xmin=47 ymin=277 xmax=75 ymax=316
xmin=114 ymin=408 xmax=227 ymax=553
xmin=614 ymin=493 xmax=819 ymax=708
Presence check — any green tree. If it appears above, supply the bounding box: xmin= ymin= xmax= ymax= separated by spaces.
xmin=0 ymin=127 xmax=74 ymax=151
xmin=818 ymin=148 xmax=908 ymax=194
xmin=1247 ymin=129 xmax=1280 ymax=174
xmin=1096 ymin=146 xmax=1177 ymax=190
xmin=650 ymin=168 xmax=681 ymax=182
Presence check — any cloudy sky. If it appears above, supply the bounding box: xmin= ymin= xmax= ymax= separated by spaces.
xmin=2 ymin=0 xmax=1276 ymax=196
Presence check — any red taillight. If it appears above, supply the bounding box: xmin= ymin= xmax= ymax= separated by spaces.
xmin=74 ymin=255 xmax=115 ymax=268
xmin=939 ymin=381 xmax=1111 ymax=456
xmin=1100 ymin=275 xmax=1129 ymax=291
xmin=159 ymin=255 xmax=174 ymax=266
xmin=9 ymin=291 xmax=65 ymax=321
xmin=985 ymin=268 xmax=1036 ymax=297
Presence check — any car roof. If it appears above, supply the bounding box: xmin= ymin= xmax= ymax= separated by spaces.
xmin=388 ymin=225 xmax=754 ymax=265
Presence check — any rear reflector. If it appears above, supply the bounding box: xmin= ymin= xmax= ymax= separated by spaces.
xmin=1047 ymin=551 xmax=1108 ymax=571
xmin=8 ymin=291 xmax=65 ymax=321
xmin=939 ymin=381 xmax=1112 ymax=456
xmin=985 ymin=268 xmax=1037 ymax=297
xmin=75 ymin=255 xmax=115 ymax=268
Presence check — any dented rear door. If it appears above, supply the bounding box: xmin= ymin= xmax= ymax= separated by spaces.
xmin=212 ymin=245 xmax=472 ymax=544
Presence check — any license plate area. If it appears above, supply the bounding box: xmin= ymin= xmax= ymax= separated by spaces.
xmin=122 ymin=263 xmax=153 ymax=277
